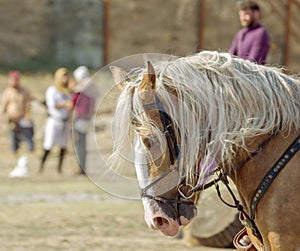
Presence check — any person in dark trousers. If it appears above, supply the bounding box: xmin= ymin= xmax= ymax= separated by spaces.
xmin=71 ymin=66 xmax=100 ymax=174
xmin=40 ymin=68 xmax=73 ymax=174
xmin=229 ymin=0 xmax=270 ymax=65
xmin=0 ymin=71 xmax=35 ymax=177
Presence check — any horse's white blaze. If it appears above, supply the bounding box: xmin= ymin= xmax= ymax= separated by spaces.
xmin=134 ymin=136 xmax=181 ymax=235
xmin=134 ymin=136 xmax=154 ymax=194
xmin=141 ymin=197 xmax=155 ymax=228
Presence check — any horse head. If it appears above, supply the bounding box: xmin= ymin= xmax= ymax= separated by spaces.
xmin=110 ymin=51 xmax=300 ymax=250
xmin=110 ymin=62 xmax=198 ymax=236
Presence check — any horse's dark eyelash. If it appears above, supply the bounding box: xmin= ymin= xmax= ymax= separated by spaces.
xmin=142 ymin=138 xmax=152 ymax=148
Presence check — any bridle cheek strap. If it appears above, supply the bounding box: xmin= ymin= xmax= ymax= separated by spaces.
xmin=154 ymin=95 xmax=180 ymax=164
xmin=137 ymin=94 xmax=198 ymax=208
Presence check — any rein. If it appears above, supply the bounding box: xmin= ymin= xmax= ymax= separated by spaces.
xmin=191 ymin=130 xmax=277 ymax=193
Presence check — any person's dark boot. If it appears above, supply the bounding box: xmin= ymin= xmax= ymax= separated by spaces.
xmin=57 ymin=148 xmax=66 ymax=173
xmin=39 ymin=149 xmax=50 ymax=173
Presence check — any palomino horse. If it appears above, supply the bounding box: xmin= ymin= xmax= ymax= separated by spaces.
xmin=109 ymin=51 xmax=300 ymax=251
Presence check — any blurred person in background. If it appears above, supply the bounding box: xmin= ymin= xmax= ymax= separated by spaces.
xmin=229 ymin=0 xmax=270 ymax=65
xmin=0 ymin=70 xmax=35 ymax=177
xmin=71 ymin=66 xmax=100 ymax=175
xmin=39 ymin=68 xmax=73 ymax=174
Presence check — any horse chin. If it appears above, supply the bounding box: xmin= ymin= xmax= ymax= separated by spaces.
xmin=141 ymin=197 xmax=197 ymax=236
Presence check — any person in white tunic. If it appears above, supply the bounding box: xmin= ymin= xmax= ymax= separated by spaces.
xmin=40 ymin=68 xmax=73 ymax=173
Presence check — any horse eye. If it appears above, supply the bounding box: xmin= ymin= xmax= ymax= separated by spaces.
xmin=142 ymin=136 xmax=158 ymax=148
xmin=142 ymin=138 xmax=152 ymax=148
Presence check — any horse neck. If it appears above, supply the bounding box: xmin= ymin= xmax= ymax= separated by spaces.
xmin=227 ymin=130 xmax=299 ymax=213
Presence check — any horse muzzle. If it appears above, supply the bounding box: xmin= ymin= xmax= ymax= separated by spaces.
xmin=141 ymin=196 xmax=197 ymax=236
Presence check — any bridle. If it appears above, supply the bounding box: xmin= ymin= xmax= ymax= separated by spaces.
xmin=138 ymin=94 xmax=275 ymax=206
xmin=139 ymin=94 xmax=194 ymax=205
xmin=142 ymin=94 xmax=180 ymax=165
xmin=138 ymin=93 xmax=276 ymax=205
xmin=136 ymin=92 xmax=300 ymax=242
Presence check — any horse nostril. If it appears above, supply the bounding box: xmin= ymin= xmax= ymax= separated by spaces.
xmin=153 ymin=217 xmax=169 ymax=228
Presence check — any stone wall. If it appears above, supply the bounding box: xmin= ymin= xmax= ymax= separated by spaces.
xmin=109 ymin=0 xmax=300 ymax=71
xmin=0 ymin=0 xmax=299 ymax=71
xmin=52 ymin=0 xmax=104 ymax=67
xmin=0 ymin=0 xmax=104 ymax=68
xmin=109 ymin=0 xmax=199 ymax=60
xmin=0 ymin=0 xmax=50 ymax=64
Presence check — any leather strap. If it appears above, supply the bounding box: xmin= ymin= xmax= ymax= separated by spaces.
xmin=250 ymin=134 xmax=300 ymax=219
xmin=233 ymin=227 xmax=258 ymax=251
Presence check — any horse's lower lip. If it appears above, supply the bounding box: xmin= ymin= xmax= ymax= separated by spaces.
xmin=161 ymin=227 xmax=179 ymax=236
xmin=179 ymin=216 xmax=190 ymax=226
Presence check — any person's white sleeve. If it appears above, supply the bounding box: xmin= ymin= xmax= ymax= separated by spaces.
xmin=45 ymin=87 xmax=56 ymax=108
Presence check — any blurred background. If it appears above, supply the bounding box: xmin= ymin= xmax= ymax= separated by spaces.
xmin=0 ymin=0 xmax=299 ymax=72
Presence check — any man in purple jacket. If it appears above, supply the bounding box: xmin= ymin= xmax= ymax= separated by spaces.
xmin=229 ymin=0 xmax=270 ymax=65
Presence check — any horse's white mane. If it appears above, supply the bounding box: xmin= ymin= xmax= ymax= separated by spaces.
xmin=109 ymin=51 xmax=300 ymax=184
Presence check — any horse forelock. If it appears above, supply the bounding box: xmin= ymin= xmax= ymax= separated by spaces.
xmin=109 ymin=51 xmax=300 ymax=185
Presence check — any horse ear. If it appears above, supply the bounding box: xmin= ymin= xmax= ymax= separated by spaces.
xmin=140 ymin=61 xmax=156 ymax=90
xmin=147 ymin=61 xmax=156 ymax=89
xmin=110 ymin=66 xmax=129 ymax=91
